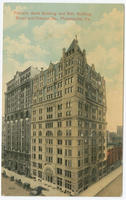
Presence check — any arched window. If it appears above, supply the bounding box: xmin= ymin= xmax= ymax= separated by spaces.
xmin=46 ymin=131 xmax=53 ymax=136
xmin=39 ymin=131 xmax=42 ymax=136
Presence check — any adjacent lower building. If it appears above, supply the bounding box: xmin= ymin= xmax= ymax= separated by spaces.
xmin=107 ymin=144 xmax=122 ymax=171
xmin=117 ymin=126 xmax=123 ymax=138
xmin=31 ymin=37 xmax=107 ymax=194
xmin=4 ymin=66 xmax=39 ymax=176
xmin=107 ymin=130 xmax=122 ymax=146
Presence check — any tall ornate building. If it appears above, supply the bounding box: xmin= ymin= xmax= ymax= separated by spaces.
xmin=31 ymin=38 xmax=107 ymax=194
xmin=4 ymin=66 xmax=39 ymax=176
xmin=2 ymin=117 xmax=6 ymax=164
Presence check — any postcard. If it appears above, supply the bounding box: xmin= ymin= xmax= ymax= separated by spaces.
xmin=1 ymin=1 xmax=124 ymax=198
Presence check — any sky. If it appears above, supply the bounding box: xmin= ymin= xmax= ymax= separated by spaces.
xmin=2 ymin=3 xmax=124 ymax=132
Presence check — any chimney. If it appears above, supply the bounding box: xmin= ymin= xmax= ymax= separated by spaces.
xmin=62 ymin=48 xmax=66 ymax=58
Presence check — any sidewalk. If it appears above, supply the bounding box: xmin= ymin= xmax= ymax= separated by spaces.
xmin=79 ymin=166 xmax=122 ymax=196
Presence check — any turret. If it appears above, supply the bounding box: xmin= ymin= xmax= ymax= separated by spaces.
xmin=83 ymin=49 xmax=87 ymax=64
xmin=62 ymin=48 xmax=66 ymax=58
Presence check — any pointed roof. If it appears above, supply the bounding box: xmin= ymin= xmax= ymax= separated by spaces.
xmin=66 ymin=38 xmax=82 ymax=53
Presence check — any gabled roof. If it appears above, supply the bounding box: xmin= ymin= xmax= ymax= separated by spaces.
xmin=67 ymin=38 xmax=82 ymax=53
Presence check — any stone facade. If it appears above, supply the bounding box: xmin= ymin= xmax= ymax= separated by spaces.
xmin=107 ymin=145 xmax=122 ymax=170
xmin=2 ymin=117 xmax=6 ymax=163
xmin=31 ymin=38 xmax=107 ymax=194
xmin=4 ymin=66 xmax=39 ymax=176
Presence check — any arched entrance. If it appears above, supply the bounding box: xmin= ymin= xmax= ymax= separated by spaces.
xmin=45 ymin=168 xmax=53 ymax=183
xmin=43 ymin=165 xmax=55 ymax=184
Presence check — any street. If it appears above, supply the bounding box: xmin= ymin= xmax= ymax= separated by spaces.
xmin=1 ymin=167 xmax=68 ymax=196
xmin=96 ymin=174 xmax=122 ymax=197
xmin=1 ymin=166 xmax=122 ymax=196
xmin=2 ymin=177 xmax=30 ymax=196
xmin=79 ymin=165 xmax=122 ymax=196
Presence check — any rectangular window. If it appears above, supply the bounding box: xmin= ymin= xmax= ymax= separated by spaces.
xmin=66 ymin=101 xmax=71 ymax=108
xmin=65 ymin=149 xmax=72 ymax=156
xmin=65 ymin=180 xmax=71 ymax=189
xmin=66 ymin=129 xmax=71 ymax=136
xmin=65 ymin=140 xmax=72 ymax=145
xmin=46 ymin=156 xmax=53 ymax=163
xmin=58 ymin=104 xmax=62 ymax=110
xmin=65 ymin=170 xmax=71 ymax=178
xmin=57 ymin=148 xmax=62 ymax=154
xmin=57 ymin=168 xmax=62 ymax=175
xmin=38 ymin=139 xmax=42 ymax=144
xmin=45 ymin=122 xmax=53 ymax=128
xmin=38 ymin=146 xmax=42 ymax=152
xmin=57 ymin=121 xmax=62 ymax=127
xmin=65 ymin=159 xmax=72 ymax=167
xmin=66 ymin=111 xmax=71 ymax=116
xmin=33 ymin=169 xmax=36 ymax=176
xmin=58 ymin=112 xmax=62 ymax=118
xmin=57 ymin=157 xmax=62 ymax=164
xmin=38 ymin=154 xmax=42 ymax=160
xmin=32 ymin=146 xmax=36 ymax=151
xmin=38 ymin=163 xmax=42 ymax=169
xmin=39 ymin=116 xmax=42 ymax=120
xmin=33 ymin=123 xmax=36 ymax=129
xmin=39 ymin=124 xmax=42 ymax=129
xmin=39 ymin=108 xmax=42 ymax=114
xmin=66 ymin=120 xmax=72 ymax=127
xmin=47 ymin=107 xmax=53 ymax=112
xmin=78 ymin=160 xmax=81 ymax=167
xmin=57 ymin=140 xmax=62 ymax=145
xmin=57 ymin=177 xmax=62 ymax=186
xmin=32 ymin=162 xmax=36 ymax=167
xmin=32 ymin=139 xmax=36 ymax=143
xmin=38 ymin=171 xmax=42 ymax=178
xmin=33 ymin=131 xmax=36 ymax=136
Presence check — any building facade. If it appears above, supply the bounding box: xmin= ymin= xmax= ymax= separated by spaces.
xmin=107 ymin=144 xmax=122 ymax=171
xmin=107 ymin=130 xmax=122 ymax=146
xmin=117 ymin=125 xmax=123 ymax=138
xmin=117 ymin=126 xmax=123 ymax=145
xmin=107 ymin=131 xmax=117 ymax=144
xmin=4 ymin=66 xmax=39 ymax=176
xmin=2 ymin=117 xmax=6 ymax=164
xmin=31 ymin=38 xmax=107 ymax=194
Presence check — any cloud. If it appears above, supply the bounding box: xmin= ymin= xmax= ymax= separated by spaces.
xmin=87 ymin=45 xmax=123 ymax=82
xmin=94 ymin=8 xmax=123 ymax=29
xmin=90 ymin=8 xmax=124 ymax=46
xmin=33 ymin=20 xmax=81 ymax=40
xmin=32 ymin=8 xmax=124 ymax=58
xmin=3 ymin=5 xmax=28 ymax=29
xmin=32 ymin=20 xmax=82 ymax=51
xmin=4 ymin=34 xmax=48 ymax=61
